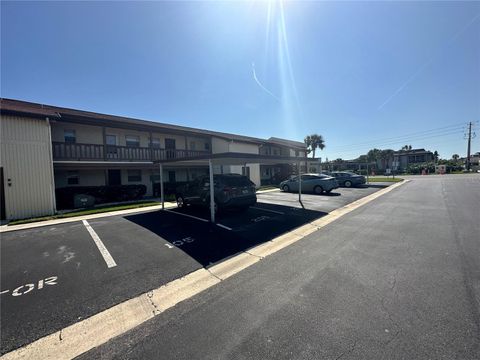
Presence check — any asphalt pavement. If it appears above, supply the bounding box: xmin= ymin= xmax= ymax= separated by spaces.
xmin=0 ymin=184 xmax=385 ymax=354
xmin=78 ymin=175 xmax=480 ymax=360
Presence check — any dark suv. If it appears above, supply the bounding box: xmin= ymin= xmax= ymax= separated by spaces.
xmin=175 ymin=174 xmax=257 ymax=212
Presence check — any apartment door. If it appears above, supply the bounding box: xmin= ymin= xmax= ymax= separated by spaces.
xmin=0 ymin=167 xmax=5 ymax=220
xmin=108 ymin=169 xmax=121 ymax=186
xmin=165 ymin=138 xmax=176 ymax=159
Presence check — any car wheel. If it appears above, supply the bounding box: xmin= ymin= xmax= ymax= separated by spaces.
xmin=176 ymin=195 xmax=185 ymax=208
xmin=282 ymin=184 xmax=290 ymax=192
xmin=344 ymin=180 xmax=352 ymax=188
xmin=314 ymin=185 xmax=324 ymax=194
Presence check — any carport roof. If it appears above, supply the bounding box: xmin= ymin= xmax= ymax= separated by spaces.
xmin=154 ymin=152 xmax=307 ymax=166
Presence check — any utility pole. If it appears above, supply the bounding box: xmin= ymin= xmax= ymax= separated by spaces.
xmin=466 ymin=121 xmax=472 ymax=171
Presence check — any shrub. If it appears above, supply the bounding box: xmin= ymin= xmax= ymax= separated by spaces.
xmin=56 ymin=185 xmax=147 ymax=209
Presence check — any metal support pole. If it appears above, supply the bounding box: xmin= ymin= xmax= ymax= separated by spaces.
xmin=159 ymin=163 xmax=164 ymax=210
xmin=209 ymin=159 xmax=215 ymax=223
xmin=366 ymin=163 xmax=369 ymax=184
xmin=298 ymin=161 xmax=303 ymax=208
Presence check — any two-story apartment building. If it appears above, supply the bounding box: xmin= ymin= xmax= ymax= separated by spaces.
xmin=0 ymin=98 xmax=306 ymax=220
xmin=393 ymin=148 xmax=434 ymax=171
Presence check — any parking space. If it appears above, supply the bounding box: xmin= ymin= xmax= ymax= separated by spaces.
xmin=1 ymin=183 xmax=388 ymax=354
xmin=0 ymin=216 xmax=202 ymax=354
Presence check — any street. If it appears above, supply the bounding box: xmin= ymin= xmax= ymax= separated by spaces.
xmin=78 ymin=175 xmax=480 ymax=360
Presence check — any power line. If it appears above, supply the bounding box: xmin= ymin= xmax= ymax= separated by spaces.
xmin=332 ymin=129 xmax=463 ymax=153
xmin=329 ymin=122 xmax=465 ymax=151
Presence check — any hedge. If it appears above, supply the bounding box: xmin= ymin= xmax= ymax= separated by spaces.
xmin=56 ymin=185 xmax=147 ymax=209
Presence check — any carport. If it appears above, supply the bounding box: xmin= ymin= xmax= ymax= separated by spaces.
xmin=155 ymin=152 xmax=308 ymax=223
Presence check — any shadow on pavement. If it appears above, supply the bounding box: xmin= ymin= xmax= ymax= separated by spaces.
xmin=125 ymin=203 xmax=327 ymax=267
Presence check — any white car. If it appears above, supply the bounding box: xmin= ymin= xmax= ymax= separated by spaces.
xmin=279 ymin=173 xmax=339 ymax=194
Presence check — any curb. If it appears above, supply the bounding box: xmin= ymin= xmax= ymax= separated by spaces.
xmin=1 ymin=179 xmax=409 ymax=359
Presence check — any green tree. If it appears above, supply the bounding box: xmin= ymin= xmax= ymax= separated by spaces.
xmin=367 ymin=148 xmax=382 ymax=163
xmin=433 ymin=151 xmax=439 ymax=162
xmin=380 ymin=149 xmax=395 ymax=170
xmin=304 ymin=134 xmax=325 ymax=159
xmin=452 ymin=154 xmax=459 ymax=162
xmin=401 ymin=145 xmax=412 ymax=151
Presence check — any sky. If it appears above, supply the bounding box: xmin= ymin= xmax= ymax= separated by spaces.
xmin=1 ymin=1 xmax=479 ymax=161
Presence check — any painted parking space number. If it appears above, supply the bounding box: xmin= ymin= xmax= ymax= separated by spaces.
xmin=1 ymin=276 xmax=58 ymax=297
xmin=172 ymin=237 xmax=195 ymax=247
xmin=252 ymin=216 xmax=270 ymax=223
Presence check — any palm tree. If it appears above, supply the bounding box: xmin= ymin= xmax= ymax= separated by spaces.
xmin=433 ymin=151 xmax=439 ymax=162
xmin=367 ymin=148 xmax=381 ymax=164
xmin=379 ymin=149 xmax=394 ymax=170
xmin=452 ymin=154 xmax=459 ymax=162
xmin=304 ymin=134 xmax=325 ymax=158
xmin=401 ymin=145 xmax=412 ymax=151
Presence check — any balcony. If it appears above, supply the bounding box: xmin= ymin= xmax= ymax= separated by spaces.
xmin=52 ymin=142 xmax=210 ymax=162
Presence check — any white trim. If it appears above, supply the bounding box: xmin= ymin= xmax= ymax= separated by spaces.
xmin=216 ymin=223 xmax=232 ymax=231
xmin=82 ymin=220 xmax=117 ymax=268
xmin=163 ymin=209 xmax=209 ymax=223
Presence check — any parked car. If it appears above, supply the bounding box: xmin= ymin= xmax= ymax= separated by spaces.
xmin=175 ymin=174 xmax=257 ymax=212
xmin=279 ymin=173 xmax=339 ymax=194
xmin=330 ymin=172 xmax=366 ymax=187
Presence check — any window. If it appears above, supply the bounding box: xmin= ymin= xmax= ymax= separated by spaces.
xmin=204 ymin=142 xmax=210 ymax=151
xmin=190 ymin=141 xmax=196 ymax=150
xmin=151 ymin=138 xmax=161 ymax=148
xmin=106 ymin=135 xmax=117 ymax=155
xmin=127 ymin=170 xmax=142 ymax=182
xmin=106 ymin=135 xmax=116 ymax=145
xmin=67 ymin=171 xmax=79 ymax=185
xmin=126 ymin=135 xmax=140 ymax=147
xmin=295 ymin=150 xmax=299 ymax=157
xmin=64 ymin=130 xmax=76 ymax=143
xmin=242 ymin=166 xmax=250 ymax=179
xmin=168 ymin=171 xmax=176 ymax=183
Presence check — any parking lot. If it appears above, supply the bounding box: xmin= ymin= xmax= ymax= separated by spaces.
xmin=1 ymin=184 xmax=388 ymax=354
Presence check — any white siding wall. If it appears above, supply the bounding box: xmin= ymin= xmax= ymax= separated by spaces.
xmin=0 ymin=115 xmax=55 ymax=220
xmin=106 ymin=128 xmax=150 ymax=148
xmin=54 ymin=169 xmax=106 ymax=188
xmin=229 ymin=142 xmax=260 ymax=185
xmin=229 ymin=164 xmax=261 ymax=187
xmin=51 ymin=122 xmax=103 ymax=144
xmin=186 ymin=136 xmax=209 ymax=151
xmin=229 ymin=141 xmax=259 ymax=154
xmin=211 ymin=137 xmax=229 ymax=153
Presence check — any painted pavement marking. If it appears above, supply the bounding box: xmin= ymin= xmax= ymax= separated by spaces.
xmin=82 ymin=220 xmax=117 ymax=268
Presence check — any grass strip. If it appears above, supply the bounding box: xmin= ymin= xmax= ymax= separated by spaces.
xmin=367 ymin=177 xmax=403 ymax=183
xmin=9 ymin=201 xmax=162 ymax=225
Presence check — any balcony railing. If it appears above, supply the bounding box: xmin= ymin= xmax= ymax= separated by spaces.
xmin=52 ymin=142 xmax=210 ymax=162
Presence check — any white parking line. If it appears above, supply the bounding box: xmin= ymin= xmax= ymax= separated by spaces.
xmin=164 ymin=209 xmax=209 ymax=223
xmin=2 ymin=181 xmax=408 ymax=360
xmin=216 ymin=223 xmax=232 ymax=231
xmin=82 ymin=220 xmax=117 ymax=268
xmin=251 ymin=206 xmax=285 ymax=215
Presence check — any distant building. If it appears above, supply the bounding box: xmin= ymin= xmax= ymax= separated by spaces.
xmin=392 ymin=148 xmax=434 ymax=171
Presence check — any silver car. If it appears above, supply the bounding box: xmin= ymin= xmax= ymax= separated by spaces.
xmin=279 ymin=173 xmax=339 ymax=194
